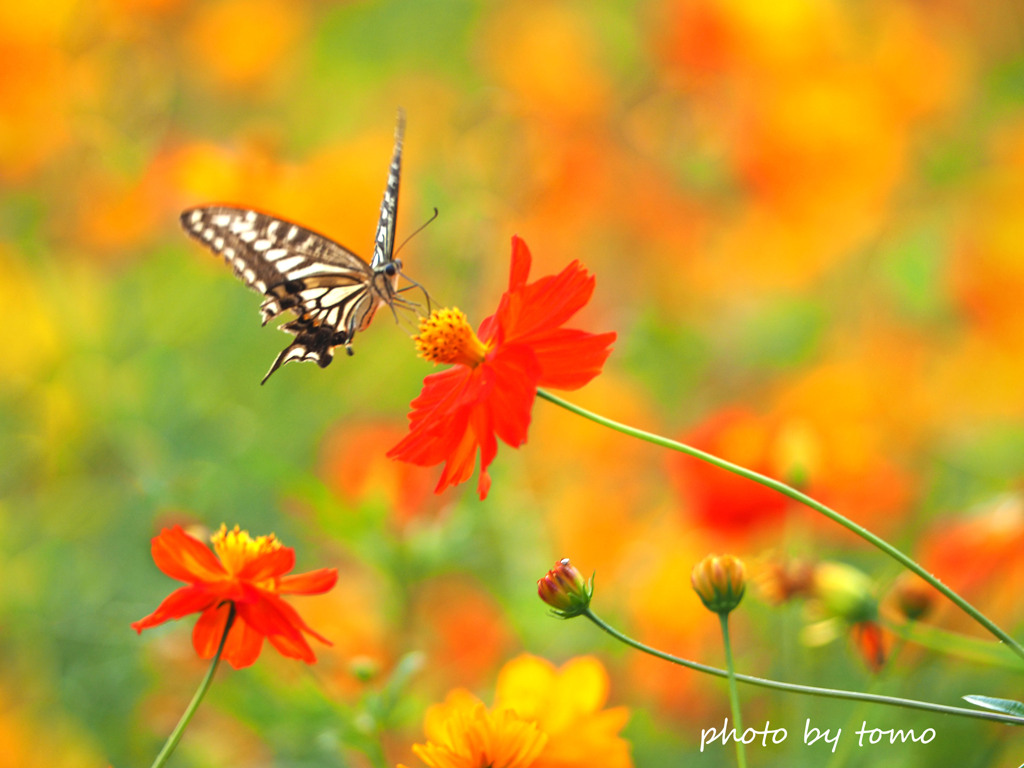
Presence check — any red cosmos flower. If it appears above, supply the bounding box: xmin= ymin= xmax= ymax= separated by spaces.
xmin=388 ymin=236 xmax=616 ymax=499
xmin=131 ymin=525 xmax=338 ymax=669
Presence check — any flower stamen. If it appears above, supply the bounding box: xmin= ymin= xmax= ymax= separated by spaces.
xmin=414 ymin=308 xmax=490 ymax=367
xmin=211 ymin=525 xmax=282 ymax=576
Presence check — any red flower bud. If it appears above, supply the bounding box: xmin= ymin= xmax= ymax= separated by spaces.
xmin=537 ymin=559 xmax=593 ymax=618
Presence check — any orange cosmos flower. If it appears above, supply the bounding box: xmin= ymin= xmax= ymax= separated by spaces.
xmin=399 ymin=689 xmax=547 ymax=768
xmin=388 ymin=236 xmax=616 ymax=499
xmin=132 ymin=525 xmax=337 ymax=669
xmin=400 ymin=654 xmax=631 ymax=768
xmin=494 ymin=655 xmax=632 ymax=768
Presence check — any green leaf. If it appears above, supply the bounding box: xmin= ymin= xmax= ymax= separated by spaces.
xmin=963 ymin=694 xmax=1024 ymax=717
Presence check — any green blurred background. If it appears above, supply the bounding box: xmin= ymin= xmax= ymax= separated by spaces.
xmin=3 ymin=0 xmax=1024 ymax=765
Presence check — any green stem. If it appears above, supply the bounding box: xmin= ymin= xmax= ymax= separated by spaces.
xmin=149 ymin=604 xmax=236 ymax=768
xmin=582 ymin=609 xmax=1024 ymax=725
xmin=718 ymin=613 xmax=747 ymax=768
xmin=537 ymin=389 xmax=1024 ymax=663
xmin=884 ymin=619 xmax=1024 ymax=670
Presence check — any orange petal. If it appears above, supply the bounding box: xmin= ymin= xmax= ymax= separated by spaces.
xmin=151 ymin=526 xmax=226 ymax=583
xmin=192 ymin=604 xmax=231 ymax=658
xmin=221 ymin=618 xmax=265 ymax=669
xmin=508 ymin=235 xmax=533 ymax=290
xmin=236 ymin=545 xmax=295 ymax=582
xmin=131 ymin=584 xmax=214 ymax=632
xmin=530 ymin=328 xmax=617 ymax=390
xmin=192 ymin=603 xmax=265 ymax=668
xmin=265 ymin=627 xmax=317 ymax=662
xmin=278 ymin=568 xmax=338 ymax=595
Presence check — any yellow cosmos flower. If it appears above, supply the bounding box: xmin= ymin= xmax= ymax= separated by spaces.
xmin=401 ymin=655 xmax=632 ymax=768
xmin=399 ymin=690 xmax=547 ymax=768
xmin=494 ymin=655 xmax=632 ymax=768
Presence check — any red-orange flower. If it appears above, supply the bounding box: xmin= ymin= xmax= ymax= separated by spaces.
xmin=388 ymin=236 xmax=616 ymax=499
xmin=131 ymin=525 xmax=338 ymax=669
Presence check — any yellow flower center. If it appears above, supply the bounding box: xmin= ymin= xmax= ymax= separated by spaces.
xmin=211 ymin=524 xmax=282 ymax=576
xmin=414 ymin=308 xmax=490 ymax=367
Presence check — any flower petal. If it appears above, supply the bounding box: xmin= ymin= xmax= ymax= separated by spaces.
xmin=485 ymin=345 xmax=539 ymax=448
xmin=278 ymin=568 xmax=338 ymax=595
xmin=508 ymin=235 xmax=532 ymax=290
xmin=389 ymin=367 xmax=478 ymax=466
xmin=262 ymin=593 xmax=333 ymax=646
xmin=496 ymin=259 xmax=599 ymax=346
xmin=236 ymin=545 xmax=295 ymax=582
xmin=192 ymin=604 xmax=230 ymax=658
xmin=151 ymin=526 xmax=226 ymax=583
xmin=235 ymin=595 xmax=328 ymax=663
xmin=529 ymin=328 xmax=617 ymax=389
xmin=131 ymin=584 xmax=216 ymax=632
xmin=222 ymin=619 xmax=266 ymax=669
xmin=193 ymin=604 xmax=265 ymax=669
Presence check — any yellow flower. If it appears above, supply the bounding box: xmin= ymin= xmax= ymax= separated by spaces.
xmin=494 ymin=655 xmax=632 ymax=768
xmin=401 ymin=689 xmax=547 ymax=768
xmin=401 ymin=655 xmax=632 ymax=768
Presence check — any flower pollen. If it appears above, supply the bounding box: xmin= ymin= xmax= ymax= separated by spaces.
xmin=414 ymin=307 xmax=490 ymax=367
xmin=211 ymin=524 xmax=282 ymax=576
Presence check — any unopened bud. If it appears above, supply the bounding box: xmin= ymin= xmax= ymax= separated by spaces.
xmin=891 ymin=573 xmax=934 ymax=622
xmin=813 ymin=562 xmax=877 ymax=623
xmin=691 ymin=554 xmax=747 ymax=614
xmin=537 ymin=559 xmax=593 ymax=618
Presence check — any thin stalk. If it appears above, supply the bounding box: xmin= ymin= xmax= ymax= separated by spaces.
xmin=583 ymin=609 xmax=1024 ymax=726
xmin=719 ymin=613 xmax=747 ymax=768
xmin=538 ymin=389 xmax=1024 ymax=663
xmin=149 ymin=604 xmax=236 ymax=768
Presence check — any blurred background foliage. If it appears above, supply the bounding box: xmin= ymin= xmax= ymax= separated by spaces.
xmin=3 ymin=0 xmax=1024 ymax=765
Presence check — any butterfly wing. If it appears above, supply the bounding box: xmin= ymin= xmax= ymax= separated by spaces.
xmin=180 ymin=111 xmax=409 ymax=384
xmin=371 ymin=109 xmax=405 ymax=272
xmin=180 ymin=205 xmax=382 ymax=382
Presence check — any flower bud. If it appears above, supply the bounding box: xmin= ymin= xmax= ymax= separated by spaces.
xmin=890 ymin=573 xmax=934 ymax=622
xmin=537 ymin=559 xmax=593 ymax=618
xmin=752 ymin=554 xmax=815 ymax=605
xmin=812 ymin=562 xmax=877 ymax=623
xmin=691 ymin=554 xmax=747 ymax=614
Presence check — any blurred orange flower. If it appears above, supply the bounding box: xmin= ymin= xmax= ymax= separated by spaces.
xmin=410 ymin=577 xmax=516 ymax=693
xmin=132 ymin=525 xmax=337 ymax=669
xmin=389 ymin=236 xmax=616 ymax=499
xmin=669 ymin=408 xmax=790 ymax=540
xmin=184 ymin=0 xmax=304 ymax=89
xmin=320 ymin=421 xmax=439 ymax=529
xmin=400 ymin=654 xmax=631 ymax=768
xmin=917 ymin=494 xmax=1024 ymax=627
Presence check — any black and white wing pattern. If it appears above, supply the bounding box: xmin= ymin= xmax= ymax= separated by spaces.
xmin=179 ymin=112 xmax=407 ymax=384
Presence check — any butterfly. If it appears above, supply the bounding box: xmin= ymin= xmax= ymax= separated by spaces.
xmin=180 ymin=111 xmax=419 ymax=384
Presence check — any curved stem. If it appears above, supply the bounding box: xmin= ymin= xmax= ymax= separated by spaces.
xmin=537 ymin=389 xmax=1024 ymax=663
xmin=718 ymin=613 xmax=747 ymax=768
xmin=583 ymin=609 xmax=1024 ymax=726
xmin=149 ymin=604 xmax=236 ymax=768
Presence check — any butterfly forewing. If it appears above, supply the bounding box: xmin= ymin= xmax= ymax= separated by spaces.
xmin=371 ymin=110 xmax=404 ymax=270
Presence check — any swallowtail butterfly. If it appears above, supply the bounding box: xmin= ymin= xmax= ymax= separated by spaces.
xmin=180 ymin=112 xmax=415 ymax=384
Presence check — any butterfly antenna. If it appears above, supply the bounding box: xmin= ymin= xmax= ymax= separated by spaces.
xmin=395 ymin=207 xmax=439 ymax=256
